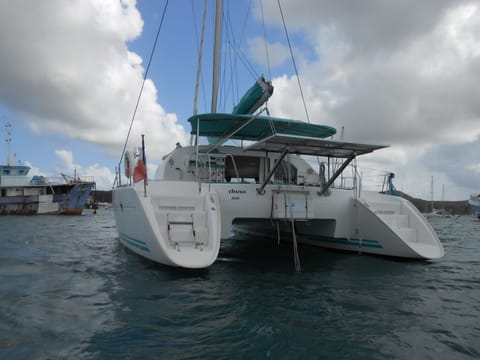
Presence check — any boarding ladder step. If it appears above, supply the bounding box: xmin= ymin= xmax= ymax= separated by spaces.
xmin=377 ymin=213 xmax=409 ymax=228
xmin=158 ymin=210 xmax=209 ymax=249
xmin=396 ymin=227 xmax=417 ymax=243
xmin=367 ymin=201 xmax=402 ymax=214
xmin=366 ymin=200 xmax=417 ymax=243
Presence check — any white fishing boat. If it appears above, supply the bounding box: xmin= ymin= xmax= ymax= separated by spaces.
xmin=468 ymin=194 xmax=480 ymax=220
xmin=112 ymin=1 xmax=444 ymax=268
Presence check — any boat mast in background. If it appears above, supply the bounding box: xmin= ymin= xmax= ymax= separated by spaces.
xmin=211 ymin=0 xmax=222 ymax=113
xmin=431 ymin=175 xmax=434 ymax=212
xmin=193 ymin=0 xmax=208 ymax=117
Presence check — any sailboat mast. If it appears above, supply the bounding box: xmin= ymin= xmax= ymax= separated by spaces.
xmin=430 ymin=176 xmax=434 ymax=212
xmin=193 ymin=0 xmax=208 ymax=116
xmin=211 ymin=0 xmax=222 ymax=113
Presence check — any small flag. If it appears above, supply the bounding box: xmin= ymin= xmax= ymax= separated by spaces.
xmin=133 ymin=135 xmax=148 ymax=183
xmin=133 ymin=158 xmax=146 ymax=183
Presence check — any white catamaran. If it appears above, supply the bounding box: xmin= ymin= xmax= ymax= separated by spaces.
xmin=112 ymin=1 xmax=444 ymax=269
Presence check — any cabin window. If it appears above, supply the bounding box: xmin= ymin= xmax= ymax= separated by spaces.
xmin=189 ymin=155 xmax=226 ymax=183
xmin=1 ymin=189 xmax=6 ymax=197
xmin=225 ymin=156 xmax=260 ymax=183
xmin=273 ymin=160 xmax=297 ymax=184
xmin=3 ymin=169 xmax=9 ymax=175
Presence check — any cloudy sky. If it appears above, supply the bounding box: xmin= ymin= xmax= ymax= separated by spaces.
xmin=0 ymin=0 xmax=479 ymax=201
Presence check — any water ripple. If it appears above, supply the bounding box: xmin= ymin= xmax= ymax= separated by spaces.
xmin=0 ymin=212 xmax=479 ymax=359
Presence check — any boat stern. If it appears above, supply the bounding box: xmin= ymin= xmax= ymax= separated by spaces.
xmin=113 ymin=181 xmax=222 ymax=268
xmin=356 ymin=191 xmax=444 ymax=259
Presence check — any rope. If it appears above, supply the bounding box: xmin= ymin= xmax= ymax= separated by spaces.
xmin=291 ymin=218 xmax=301 ymax=272
xmin=276 ymin=0 xmax=310 ymax=123
xmin=352 ymin=158 xmax=363 ymax=254
xmin=115 ymin=0 xmax=169 ymax=184
xmin=276 ymin=221 xmax=281 ymax=245
xmin=286 ymin=156 xmax=301 ymax=272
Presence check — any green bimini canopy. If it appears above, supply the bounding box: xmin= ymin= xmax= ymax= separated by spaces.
xmin=187 ymin=113 xmax=337 ymax=141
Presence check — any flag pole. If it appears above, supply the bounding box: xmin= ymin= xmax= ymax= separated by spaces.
xmin=142 ymin=134 xmax=148 ymax=197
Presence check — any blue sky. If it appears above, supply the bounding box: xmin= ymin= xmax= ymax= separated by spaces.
xmin=1 ymin=0 xmax=480 ymax=200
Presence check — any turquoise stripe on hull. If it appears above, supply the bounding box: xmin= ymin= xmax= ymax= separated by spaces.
xmin=311 ymin=237 xmax=383 ymax=249
xmin=119 ymin=233 xmax=151 ymax=253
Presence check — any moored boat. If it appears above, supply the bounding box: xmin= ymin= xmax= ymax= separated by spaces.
xmin=0 ymin=123 xmax=95 ymax=215
xmin=112 ymin=1 xmax=444 ymax=269
xmin=0 ymin=164 xmax=95 ymax=215
xmin=468 ymin=194 xmax=480 ymax=219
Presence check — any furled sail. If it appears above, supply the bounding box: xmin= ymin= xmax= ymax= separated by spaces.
xmin=232 ymin=76 xmax=274 ymax=115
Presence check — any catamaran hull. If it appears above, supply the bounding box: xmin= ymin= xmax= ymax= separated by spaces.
xmin=113 ymin=181 xmax=443 ymax=268
xmin=112 ymin=181 xmax=221 ymax=268
xmin=225 ymin=188 xmax=443 ymax=260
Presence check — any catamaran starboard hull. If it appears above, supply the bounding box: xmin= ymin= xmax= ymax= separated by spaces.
xmin=223 ymin=188 xmax=443 ymax=260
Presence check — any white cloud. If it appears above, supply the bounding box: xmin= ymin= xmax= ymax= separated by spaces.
xmin=2 ymin=1 xmax=480 ymax=200
xmin=247 ymin=37 xmax=290 ymax=67
xmin=467 ymin=163 xmax=480 ymax=174
xmin=0 ymin=0 xmax=189 ymax=163
xmin=55 ymin=150 xmax=75 ymax=173
xmin=53 ymin=149 xmax=113 ymax=190
xmin=250 ymin=1 xmax=480 ymax=199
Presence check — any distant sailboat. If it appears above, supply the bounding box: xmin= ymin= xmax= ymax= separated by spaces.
xmin=425 ymin=178 xmax=451 ymax=218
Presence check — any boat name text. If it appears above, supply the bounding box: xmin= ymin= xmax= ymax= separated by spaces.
xmin=228 ymin=189 xmax=247 ymax=195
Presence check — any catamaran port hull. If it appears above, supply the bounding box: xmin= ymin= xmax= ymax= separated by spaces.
xmin=113 ymin=181 xmax=221 ymax=269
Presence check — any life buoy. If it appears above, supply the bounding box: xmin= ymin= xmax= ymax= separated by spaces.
xmin=124 ymin=151 xmax=132 ymax=178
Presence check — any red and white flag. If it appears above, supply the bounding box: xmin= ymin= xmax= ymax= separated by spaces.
xmin=133 ymin=135 xmax=148 ymax=183
xmin=133 ymin=158 xmax=146 ymax=183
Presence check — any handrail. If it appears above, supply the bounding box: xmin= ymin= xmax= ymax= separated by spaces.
xmin=225 ymin=154 xmax=240 ymax=181
xmin=318 ymin=153 xmax=356 ymax=196
xmin=257 ymin=147 xmax=289 ymax=194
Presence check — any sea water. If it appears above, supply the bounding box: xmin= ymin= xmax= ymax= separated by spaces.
xmin=0 ymin=211 xmax=479 ymax=359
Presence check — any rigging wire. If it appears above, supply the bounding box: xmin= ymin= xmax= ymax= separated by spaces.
xmin=233 ymin=0 xmax=255 ymax=109
xmin=260 ymin=0 xmax=272 ymax=81
xmin=222 ymin=7 xmax=242 ymax=111
xmin=220 ymin=0 xmax=259 ymax=111
xmin=191 ymin=0 xmax=209 ymax=114
xmin=222 ymin=20 xmax=238 ymax=111
xmin=116 ymin=0 xmax=169 ymax=179
xmin=192 ymin=0 xmax=208 ymax=116
xmin=276 ymin=0 xmax=311 ymax=123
